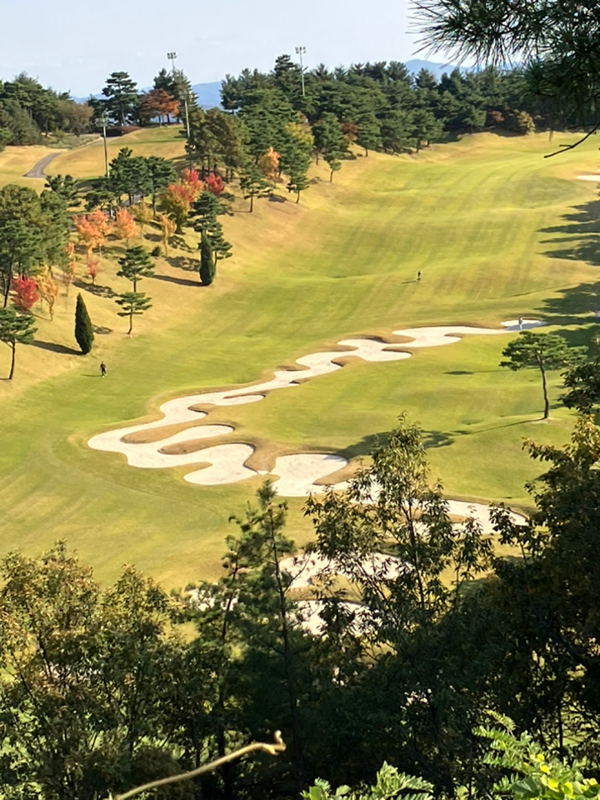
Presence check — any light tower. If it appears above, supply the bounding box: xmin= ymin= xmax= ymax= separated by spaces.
xmin=167 ymin=51 xmax=178 ymax=77
xmin=295 ymin=46 xmax=307 ymax=96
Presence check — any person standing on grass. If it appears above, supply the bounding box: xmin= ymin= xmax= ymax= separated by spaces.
xmin=100 ymin=361 xmax=107 ymax=377
xmin=417 ymin=271 xmax=421 ymax=281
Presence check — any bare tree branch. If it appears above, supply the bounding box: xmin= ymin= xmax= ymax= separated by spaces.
xmin=543 ymin=122 xmax=600 ymax=157
xmin=107 ymin=731 xmax=286 ymax=800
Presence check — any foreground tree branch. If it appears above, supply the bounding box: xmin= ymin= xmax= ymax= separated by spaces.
xmin=107 ymin=731 xmax=286 ymax=800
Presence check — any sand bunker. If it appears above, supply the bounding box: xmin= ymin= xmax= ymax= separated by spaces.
xmin=577 ymin=175 xmax=600 ymax=181
xmin=88 ymin=319 xmax=544 ymax=495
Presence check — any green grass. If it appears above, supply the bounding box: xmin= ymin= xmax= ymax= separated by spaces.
xmin=0 ymin=128 xmax=598 ymax=588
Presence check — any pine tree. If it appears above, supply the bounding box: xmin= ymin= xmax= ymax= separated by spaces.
xmin=199 ymin=232 xmax=215 ymax=286
xmin=74 ymin=293 xmax=94 ymax=354
xmin=117 ymin=246 xmax=154 ymax=291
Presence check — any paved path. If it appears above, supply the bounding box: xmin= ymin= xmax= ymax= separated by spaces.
xmin=24 ymin=151 xmax=66 ymax=179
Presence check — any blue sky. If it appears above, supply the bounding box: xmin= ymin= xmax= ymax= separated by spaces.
xmin=0 ymin=0 xmax=439 ymax=96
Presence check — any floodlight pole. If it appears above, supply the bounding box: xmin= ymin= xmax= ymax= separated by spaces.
xmin=167 ymin=51 xmax=178 ymax=77
xmin=102 ymin=111 xmax=109 ymax=178
xmin=295 ymin=46 xmax=306 ymax=96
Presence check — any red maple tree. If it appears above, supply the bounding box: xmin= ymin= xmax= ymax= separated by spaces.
xmin=205 ymin=173 xmax=224 ymax=197
xmin=11 ymin=276 xmax=39 ymax=312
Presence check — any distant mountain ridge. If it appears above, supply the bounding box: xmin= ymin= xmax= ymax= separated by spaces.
xmin=73 ymin=61 xmax=460 ymax=107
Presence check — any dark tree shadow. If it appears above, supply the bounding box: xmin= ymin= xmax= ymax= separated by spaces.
xmin=165 ymin=255 xmax=197 ymax=272
xmin=74 ymin=279 xmax=117 ymax=299
xmin=152 ymin=274 xmax=199 ymax=288
xmin=445 ymin=370 xmax=474 ymax=375
xmin=540 ymin=198 xmax=600 ymax=267
xmin=33 ymin=340 xmax=80 ymax=355
xmin=537 ymin=281 xmax=600 ymax=325
xmin=93 ymin=325 xmax=112 ymax=334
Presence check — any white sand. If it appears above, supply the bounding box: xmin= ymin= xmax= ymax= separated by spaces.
xmin=577 ymin=175 xmax=600 ymax=181
xmin=88 ymin=319 xmax=544 ymax=495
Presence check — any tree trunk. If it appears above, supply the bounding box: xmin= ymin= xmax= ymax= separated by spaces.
xmin=330 ymin=170 xmax=333 ymax=183
xmin=541 ymin=364 xmax=550 ymax=419
xmin=8 ymin=342 xmax=15 ymax=380
xmin=128 ymin=312 xmax=133 ymax=336
xmin=296 ymin=192 xmax=300 ymax=204
xmin=249 ymin=194 xmax=254 ymax=213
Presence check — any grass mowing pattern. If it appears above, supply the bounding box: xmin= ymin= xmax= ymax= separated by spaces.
xmin=0 ymin=129 xmax=598 ymax=587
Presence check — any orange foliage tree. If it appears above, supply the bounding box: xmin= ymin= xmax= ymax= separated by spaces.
xmin=139 ymin=88 xmax=179 ymax=125
xmin=258 ymin=147 xmax=280 ymax=186
xmin=73 ymin=210 xmax=113 ymax=256
xmin=158 ymin=213 xmax=176 ymax=257
xmin=36 ymin=270 xmax=60 ymax=320
xmin=113 ymin=208 xmax=137 ymax=244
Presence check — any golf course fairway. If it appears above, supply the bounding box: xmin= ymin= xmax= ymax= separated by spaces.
xmin=0 ymin=127 xmax=598 ymax=588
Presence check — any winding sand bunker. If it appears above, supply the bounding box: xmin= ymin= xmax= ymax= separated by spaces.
xmin=88 ymin=319 xmax=544 ymax=495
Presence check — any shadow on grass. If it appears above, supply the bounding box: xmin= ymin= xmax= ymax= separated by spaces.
xmin=339 ymin=417 xmax=538 ymax=462
xmin=93 ymin=325 xmax=112 ymax=335
xmin=540 ymin=198 xmax=600 ymax=268
xmin=537 ymin=196 xmax=600 ymax=324
xmin=152 ymin=274 xmax=199 ymax=288
xmin=165 ymin=255 xmax=197 ymax=272
xmin=33 ymin=340 xmax=80 ymax=356
xmin=74 ymin=279 xmax=117 ymax=299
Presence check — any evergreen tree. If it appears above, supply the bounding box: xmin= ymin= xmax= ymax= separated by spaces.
xmin=101 ymin=71 xmax=139 ymax=126
xmin=146 ymin=156 xmax=176 ymax=217
xmin=0 ymin=307 xmax=36 ymax=379
xmin=115 ymin=291 xmax=151 ymax=336
xmin=199 ymin=232 xmax=215 ymax=286
xmin=117 ymin=246 xmax=155 ymax=291
xmin=500 ymin=331 xmax=586 ymax=419
xmin=44 ymin=174 xmax=79 ymax=208
xmin=239 ymin=161 xmax=270 ymax=211
xmin=74 ymin=293 xmax=94 ymax=354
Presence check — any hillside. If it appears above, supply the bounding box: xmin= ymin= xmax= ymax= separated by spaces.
xmin=0 ymin=128 xmax=597 ymax=587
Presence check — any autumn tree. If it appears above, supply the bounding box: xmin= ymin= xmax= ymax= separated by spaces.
xmin=86 ymin=257 xmax=101 ymax=285
xmin=157 ymin=213 xmax=176 ymax=257
xmin=131 ymin=202 xmax=153 ymax=237
xmin=0 ymin=307 xmax=36 ymax=379
xmin=116 ymin=291 xmax=152 ymax=336
xmin=113 ymin=208 xmax=137 ymax=245
xmin=139 ymin=88 xmax=179 ymax=126
xmin=62 ymin=242 xmax=77 ymax=295
xmin=36 ymin=270 xmax=60 ymax=320
xmin=117 ymin=246 xmax=154 ymax=291
xmin=158 ymin=186 xmax=191 ymax=233
xmin=258 ymin=146 xmax=281 ymax=187
xmin=73 ymin=210 xmax=112 ymax=257
xmin=500 ymin=331 xmax=586 ymax=419
xmin=11 ymin=276 xmax=39 ymax=312
xmin=205 ymin=173 xmax=224 ymax=196
xmin=74 ymin=293 xmax=94 ymax=354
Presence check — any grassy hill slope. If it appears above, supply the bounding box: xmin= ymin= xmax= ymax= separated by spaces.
xmin=0 ymin=128 xmax=598 ymax=588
